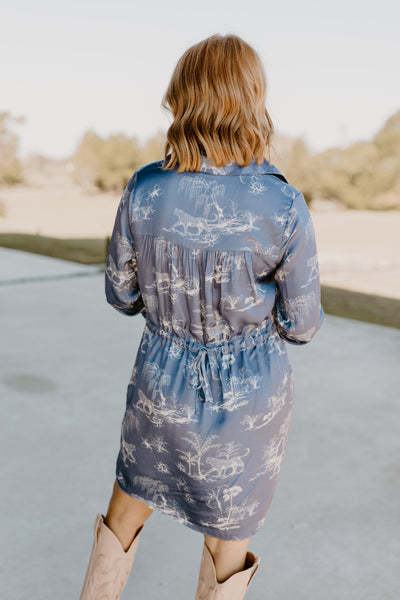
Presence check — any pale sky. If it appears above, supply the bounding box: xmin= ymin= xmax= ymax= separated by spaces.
xmin=2 ymin=0 xmax=399 ymax=159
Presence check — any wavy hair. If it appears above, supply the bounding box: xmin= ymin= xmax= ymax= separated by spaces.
xmin=161 ymin=34 xmax=274 ymax=173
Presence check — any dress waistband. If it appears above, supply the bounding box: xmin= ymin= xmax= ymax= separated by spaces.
xmin=144 ymin=317 xmax=274 ymax=353
xmin=144 ymin=317 xmax=274 ymax=414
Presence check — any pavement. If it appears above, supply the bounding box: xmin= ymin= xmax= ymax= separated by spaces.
xmin=0 ymin=247 xmax=399 ymax=600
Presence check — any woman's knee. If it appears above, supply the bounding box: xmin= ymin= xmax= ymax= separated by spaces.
xmin=107 ymin=479 xmax=153 ymax=523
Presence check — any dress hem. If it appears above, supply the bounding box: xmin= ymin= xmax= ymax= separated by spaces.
xmin=115 ymin=476 xmax=265 ymax=542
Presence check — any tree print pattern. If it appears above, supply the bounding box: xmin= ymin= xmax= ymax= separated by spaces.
xmin=201 ymin=485 xmax=260 ymax=533
xmin=175 ymin=433 xmax=250 ymax=482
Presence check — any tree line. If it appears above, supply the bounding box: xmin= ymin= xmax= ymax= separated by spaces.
xmin=1 ymin=109 xmax=399 ymax=210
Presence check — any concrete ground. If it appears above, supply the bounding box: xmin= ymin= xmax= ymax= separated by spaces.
xmin=0 ymin=247 xmax=399 ymax=600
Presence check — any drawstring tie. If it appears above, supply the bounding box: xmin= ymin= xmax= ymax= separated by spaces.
xmin=191 ymin=346 xmax=214 ymax=413
xmin=142 ymin=316 xmax=274 ymax=416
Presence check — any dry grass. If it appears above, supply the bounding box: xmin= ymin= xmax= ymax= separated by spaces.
xmin=321 ymin=285 xmax=400 ymax=330
xmin=0 ymin=232 xmax=108 ymax=264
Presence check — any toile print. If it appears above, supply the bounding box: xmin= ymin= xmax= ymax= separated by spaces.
xmin=105 ymin=254 xmax=138 ymax=294
xmin=277 ymin=290 xmax=318 ymax=328
xmin=280 ymin=184 xmax=298 ymax=200
xmin=135 ymin=366 xmax=197 ymax=427
xmin=300 ymin=254 xmax=320 ymax=289
xmin=270 ymin=212 xmax=288 ymax=227
xmin=122 ymin=406 xmax=140 ymax=434
xmin=239 ymin=174 xmax=269 ymax=195
xmin=242 ymin=239 xmax=281 ymax=257
xmin=140 ymin=291 xmax=159 ymax=312
xmin=120 ymin=439 xmax=137 ymax=468
xmin=220 ymin=290 xmax=264 ymax=313
xmin=250 ymin=411 xmax=293 ymax=481
xmin=200 ymin=486 xmax=260 ymax=533
xmin=130 ymin=474 xmax=169 ymax=507
xmin=129 ymin=364 xmax=138 ymax=387
xmin=162 ymin=175 xmax=262 ymax=246
xmin=207 ymin=367 xmax=264 ymax=414
xmin=159 ymin=313 xmax=188 ymax=339
xmin=204 ymin=252 xmax=246 ymax=284
xmin=131 ymin=184 xmax=162 ymax=221
xmin=141 ymin=433 xmax=169 ymax=454
xmin=175 ymin=434 xmax=250 ymax=482
xmin=263 ymin=329 xmax=288 ymax=357
xmin=124 ymin=473 xmax=192 ymax=526
xmin=144 ymin=261 xmax=201 ymax=303
xmin=106 ymin=157 xmax=324 ymax=541
xmin=240 ymin=371 xmax=293 ymax=432
xmin=189 ymin=302 xmax=232 ymax=343
xmin=119 ymin=406 xmax=141 ymax=467
xmin=304 ymin=215 xmax=315 ymax=242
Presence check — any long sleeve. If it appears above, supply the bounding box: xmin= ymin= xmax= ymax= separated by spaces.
xmin=105 ymin=174 xmax=146 ymax=316
xmin=273 ymin=192 xmax=324 ymax=344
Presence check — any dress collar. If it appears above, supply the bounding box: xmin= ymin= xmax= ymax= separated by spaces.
xmin=198 ymin=155 xmax=288 ymax=181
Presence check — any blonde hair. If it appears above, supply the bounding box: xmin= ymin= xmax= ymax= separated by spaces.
xmin=162 ymin=34 xmax=274 ymax=173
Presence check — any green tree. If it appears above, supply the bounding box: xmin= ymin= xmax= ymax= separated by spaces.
xmin=70 ymin=130 xmax=167 ymax=192
xmin=140 ymin=130 xmax=166 ymax=165
xmin=0 ymin=112 xmax=24 ymax=185
xmin=299 ymin=109 xmax=400 ymax=209
xmin=285 ymin=137 xmax=317 ymax=206
xmin=71 ymin=130 xmax=142 ymax=192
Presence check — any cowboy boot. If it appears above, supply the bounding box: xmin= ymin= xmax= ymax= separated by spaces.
xmin=79 ymin=513 xmax=143 ymax=600
xmin=195 ymin=541 xmax=260 ymax=600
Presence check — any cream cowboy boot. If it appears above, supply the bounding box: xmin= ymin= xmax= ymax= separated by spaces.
xmin=195 ymin=541 xmax=260 ymax=600
xmin=79 ymin=513 xmax=143 ymax=600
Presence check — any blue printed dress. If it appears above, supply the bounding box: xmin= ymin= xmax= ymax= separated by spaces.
xmin=105 ymin=156 xmax=324 ymax=541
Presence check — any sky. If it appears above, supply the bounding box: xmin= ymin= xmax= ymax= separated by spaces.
xmin=2 ymin=0 xmax=400 ymax=160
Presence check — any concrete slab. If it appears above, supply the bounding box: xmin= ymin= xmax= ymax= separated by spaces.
xmin=0 ymin=249 xmax=399 ymax=600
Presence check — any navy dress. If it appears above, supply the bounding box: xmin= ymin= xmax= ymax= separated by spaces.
xmin=105 ymin=156 xmax=324 ymax=541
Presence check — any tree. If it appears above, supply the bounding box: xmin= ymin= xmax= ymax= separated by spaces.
xmin=70 ymin=129 xmax=167 ymax=193
xmin=70 ymin=129 xmax=142 ymax=192
xmin=0 ymin=112 xmax=24 ymax=185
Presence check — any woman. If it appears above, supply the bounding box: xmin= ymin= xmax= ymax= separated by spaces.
xmin=79 ymin=33 xmax=324 ymax=600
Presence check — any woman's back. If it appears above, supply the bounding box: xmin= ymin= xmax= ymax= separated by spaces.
xmin=106 ymin=156 xmax=323 ymax=347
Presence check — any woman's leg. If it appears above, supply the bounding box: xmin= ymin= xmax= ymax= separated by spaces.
xmin=104 ymin=478 xmax=153 ymax=551
xmin=203 ymin=534 xmax=250 ymax=582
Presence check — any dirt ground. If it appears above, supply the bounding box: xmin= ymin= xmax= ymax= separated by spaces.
xmin=1 ymin=168 xmax=399 ymax=299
